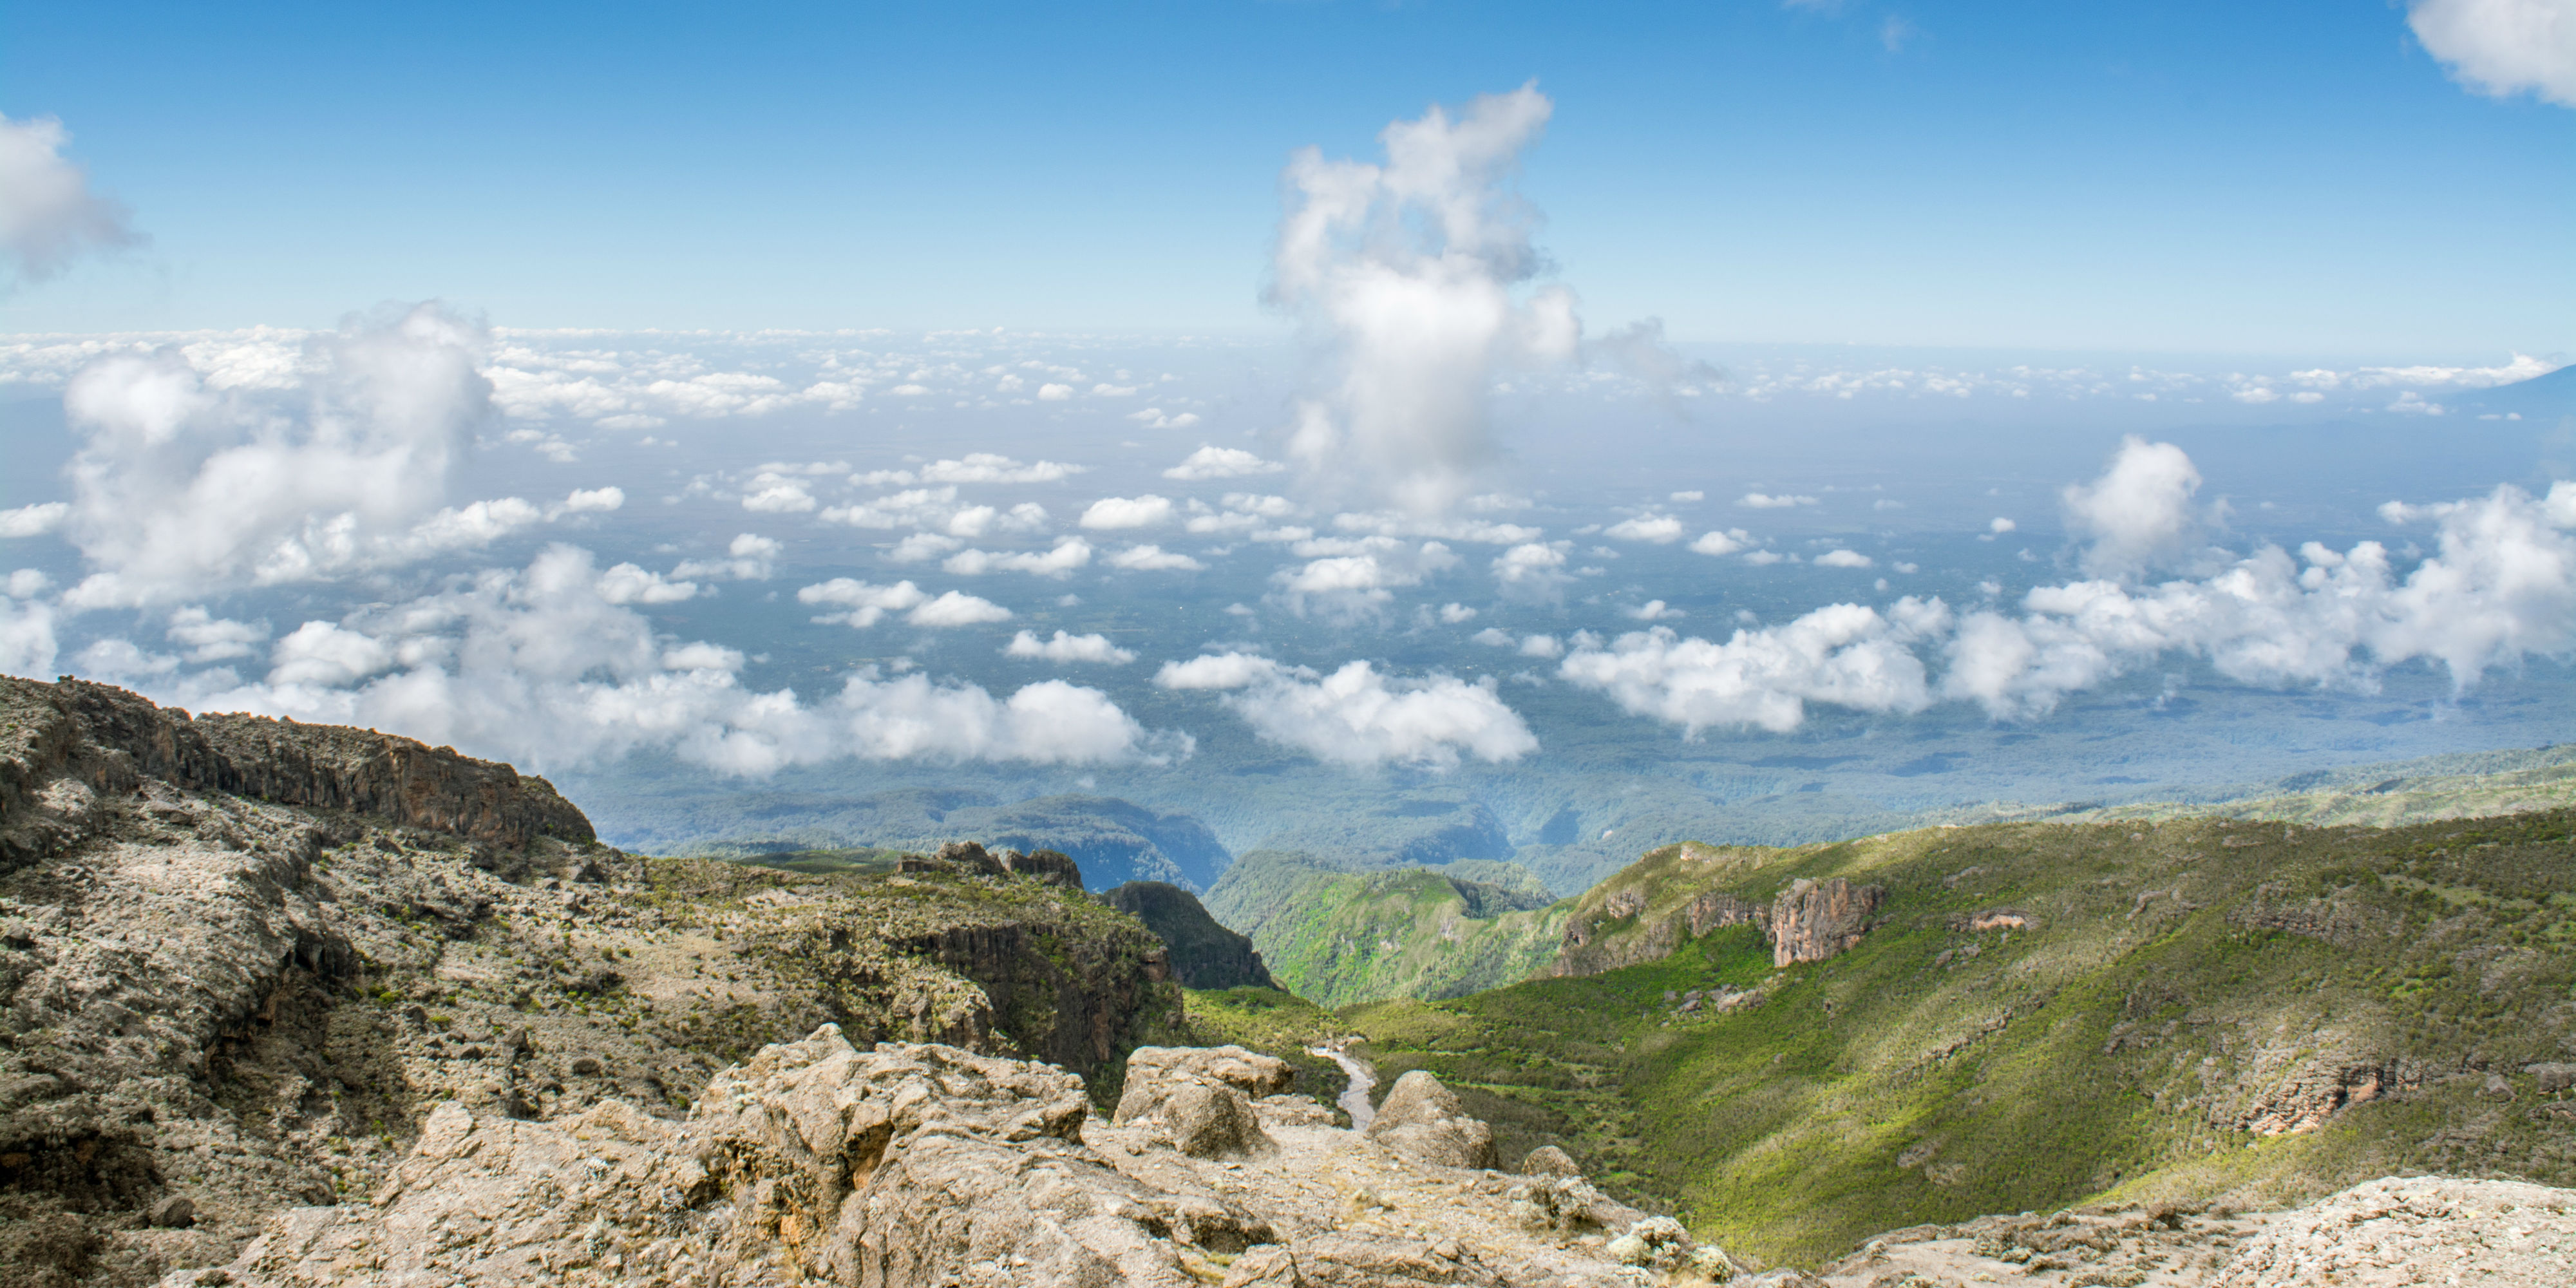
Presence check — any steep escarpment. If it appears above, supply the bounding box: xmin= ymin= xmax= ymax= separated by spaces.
xmin=1103 ymin=880 xmax=1276 ymax=989
xmin=1204 ymin=850 xmax=1565 ymax=1009
xmin=1354 ymin=809 xmax=2576 ymax=1267
xmin=2 ymin=677 xmax=591 ymax=867
xmin=0 ymin=677 xmax=1179 ymax=1288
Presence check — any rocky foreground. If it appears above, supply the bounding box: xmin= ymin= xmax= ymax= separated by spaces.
xmin=166 ymin=1030 xmax=2575 ymax=1288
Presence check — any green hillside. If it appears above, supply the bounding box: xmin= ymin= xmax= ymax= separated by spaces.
xmin=1347 ymin=808 xmax=2576 ymax=1269
xmin=1204 ymin=850 xmax=1569 ymax=1009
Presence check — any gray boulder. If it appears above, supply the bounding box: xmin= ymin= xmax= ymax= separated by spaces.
xmin=1115 ymin=1045 xmax=1291 ymax=1159
xmin=1365 ymin=1070 xmax=1500 ymax=1170
xmin=1520 ymin=1144 xmax=1582 ymax=1178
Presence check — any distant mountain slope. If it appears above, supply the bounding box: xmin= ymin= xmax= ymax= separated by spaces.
xmin=1349 ymin=808 xmax=2576 ymax=1269
xmin=1204 ymin=849 xmax=1567 ymax=1009
xmin=1947 ymin=742 xmax=2576 ymax=831
xmin=671 ymin=790 xmax=1231 ymax=891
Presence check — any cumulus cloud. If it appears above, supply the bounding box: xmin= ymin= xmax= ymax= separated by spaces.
xmin=1946 ymin=480 xmax=2576 ymax=719
xmin=1153 ymin=650 xmax=1537 ymax=768
xmin=0 ymin=502 xmax=70 ymax=538
xmin=1270 ymin=538 xmax=1457 ymax=620
xmin=2061 ymin=435 xmax=2206 ymax=578
xmin=670 ymin=533 xmax=781 ymax=581
xmin=1270 ymin=85 xmax=1581 ymax=515
xmin=907 ymin=591 xmax=1014 ymax=627
xmin=1738 ymin=493 xmax=1817 ymax=509
xmin=164 ymin=544 xmax=1163 ymax=775
xmin=0 ymin=115 xmax=142 ymax=288
xmin=1490 ymin=541 xmax=1573 ymax=602
xmin=1560 ymin=600 xmax=1953 ymax=734
xmin=1627 ymin=600 xmax=1684 ymax=620
xmin=1604 ymin=513 xmax=1685 ymax=544
xmin=2409 ymin=0 xmax=2576 ymax=106
xmin=1164 ymin=446 xmax=1284 ymax=480
xmin=1437 ymin=601 xmax=1478 ymax=623
xmin=1688 ymin=528 xmax=1752 ymax=556
xmin=1005 ymin=630 xmax=1137 ymax=665
xmin=595 ymin=562 xmax=699 ymax=605
xmin=918 ymin=453 xmax=1084 ymax=484
xmin=1815 ymin=548 xmax=1875 ymax=569
xmin=0 ymin=594 xmax=58 ymax=676
xmin=1080 ymin=495 xmax=1176 ymax=529
xmin=1104 ymin=544 xmax=1205 ymax=571
xmin=943 ymin=536 xmax=1094 ymax=578
xmin=50 ymin=303 xmax=519 ymax=606
xmin=797 ymin=577 xmax=929 ymax=627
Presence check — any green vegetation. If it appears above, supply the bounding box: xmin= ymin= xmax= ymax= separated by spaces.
xmin=1349 ymin=809 xmax=2576 ymax=1269
xmin=1204 ymin=850 xmax=1569 ymax=1009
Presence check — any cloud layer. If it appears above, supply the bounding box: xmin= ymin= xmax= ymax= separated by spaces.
xmin=1156 ymin=651 xmax=1536 ymax=768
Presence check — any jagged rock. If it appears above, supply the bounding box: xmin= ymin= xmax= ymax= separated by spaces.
xmin=1766 ymin=876 xmax=1886 ymax=967
xmin=1001 ymin=846 xmax=1084 ymax=889
xmin=1101 ymin=881 xmax=1277 ymax=989
xmin=1116 ymin=1045 xmax=1292 ymax=1159
xmin=2205 ymin=1176 xmax=2576 ymax=1287
xmin=2 ymin=676 xmax=592 ymax=867
xmin=1505 ymin=1174 xmax=1644 ymax=1234
xmin=1364 ymin=1070 xmax=1499 ymax=1170
xmin=1519 ymin=1144 xmax=1582 ymax=1178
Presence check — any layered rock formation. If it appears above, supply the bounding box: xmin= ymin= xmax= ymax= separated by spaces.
xmin=1102 ymin=881 xmax=1276 ymax=990
xmin=1764 ymin=877 xmax=1883 ymax=968
xmin=170 ymin=1030 xmax=1720 ymax=1288
xmin=0 ymin=677 xmax=1177 ymax=1288
xmin=1544 ymin=846 xmax=1886 ymax=979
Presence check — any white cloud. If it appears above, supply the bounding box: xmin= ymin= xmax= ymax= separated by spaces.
xmin=888 ymin=532 xmax=965 ymax=562
xmin=742 ymin=478 xmax=819 ymax=512
xmin=596 ymin=562 xmax=700 ymax=605
xmin=1470 ymin=626 xmax=1514 ymax=647
xmin=0 ymin=502 xmax=69 ymax=538
xmin=1945 ymin=480 xmax=2576 ymax=719
xmin=1271 ymin=85 xmax=1582 ymax=515
xmin=2409 ymin=0 xmax=2576 ymax=106
xmin=1738 ymin=493 xmax=1818 ymax=509
xmin=1627 ymin=600 xmax=1685 ymax=620
xmin=1815 ymin=548 xmax=1875 ymax=569
xmin=1490 ymin=541 xmax=1573 ymax=601
xmin=670 ymin=532 xmax=781 ymax=581
xmin=1164 ymin=445 xmax=1284 ymax=480
xmin=165 ymin=605 xmax=266 ymax=662
xmin=52 ymin=303 xmax=504 ymax=606
xmin=563 ymin=486 xmax=625 ymax=513
xmin=8 ymin=569 xmax=55 ymax=598
xmin=1517 ymin=634 xmax=1564 ymax=658
xmin=1989 ymin=516 xmax=2017 ymax=534
xmin=1688 ymin=528 xmax=1751 ymax=556
xmin=797 ymin=576 xmax=929 ymax=627
xmin=1081 ymin=495 xmax=1176 ymax=529
xmin=1269 ymin=539 xmax=1457 ymax=620
xmin=1438 ymin=601 xmax=1478 ymax=623
xmin=942 ymin=536 xmax=1094 ymax=578
xmin=265 ymin=620 xmax=395 ymax=688
xmin=75 ymin=637 xmax=179 ymax=684
xmin=1104 ymin=544 xmax=1205 ymax=571
xmin=1005 ymin=630 xmax=1137 ymax=665
xmin=1154 ymin=651 xmax=1537 ymax=768
xmin=1604 ymin=513 xmax=1685 ymax=544
xmin=0 ymin=115 xmax=142 ymax=287
xmin=1037 ymin=383 xmax=1074 ymax=401
xmin=0 ymin=596 xmax=57 ymax=676
xmin=1669 ymin=490 xmax=1705 ymax=502
xmin=2062 ymin=436 xmax=2204 ymax=578
xmin=1128 ymin=408 xmax=1204 ymax=430
xmin=1331 ymin=511 xmax=1543 ymax=545
xmin=1091 ymin=383 xmax=1139 ymax=397
xmin=907 ymin=591 xmax=1013 ymax=627
xmin=918 ymin=453 xmax=1084 ymax=484
xmin=1560 ymin=600 xmax=1952 ymax=735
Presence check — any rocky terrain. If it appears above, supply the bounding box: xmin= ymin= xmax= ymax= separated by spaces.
xmin=0 ymin=677 xmax=1179 ymax=1288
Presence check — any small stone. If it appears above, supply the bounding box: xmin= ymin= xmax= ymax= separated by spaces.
xmin=147 ymin=1195 xmax=196 ymax=1228
xmin=570 ymin=1056 xmax=604 ymax=1077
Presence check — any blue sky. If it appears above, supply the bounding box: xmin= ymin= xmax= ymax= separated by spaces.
xmin=5 ymin=1 xmax=2571 ymax=350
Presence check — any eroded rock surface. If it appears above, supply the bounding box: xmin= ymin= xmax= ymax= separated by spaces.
xmin=1364 ymin=1071 xmax=1500 ymax=1171
xmin=174 ymin=1031 xmax=1710 ymax=1288
xmin=1766 ymin=877 xmax=1886 ymax=968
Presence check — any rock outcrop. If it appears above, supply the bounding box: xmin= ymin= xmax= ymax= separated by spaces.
xmin=1113 ymin=1046 xmax=1294 ymax=1160
xmin=2 ymin=676 xmax=592 ymax=868
xmin=0 ymin=676 xmax=1179 ymax=1287
xmin=1766 ymin=876 xmax=1885 ymax=967
xmin=1101 ymin=881 xmax=1276 ymax=990
xmin=172 ymin=1031 xmax=1705 ymax=1288
xmin=1363 ymin=1070 xmax=1499 ymax=1171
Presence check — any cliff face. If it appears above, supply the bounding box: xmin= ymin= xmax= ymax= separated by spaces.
xmin=1 ymin=677 xmax=592 ymax=869
xmin=0 ymin=676 xmax=1180 ymax=1288
xmin=1542 ymin=843 xmax=1886 ymax=980
xmin=1101 ymin=880 xmax=1276 ymax=990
